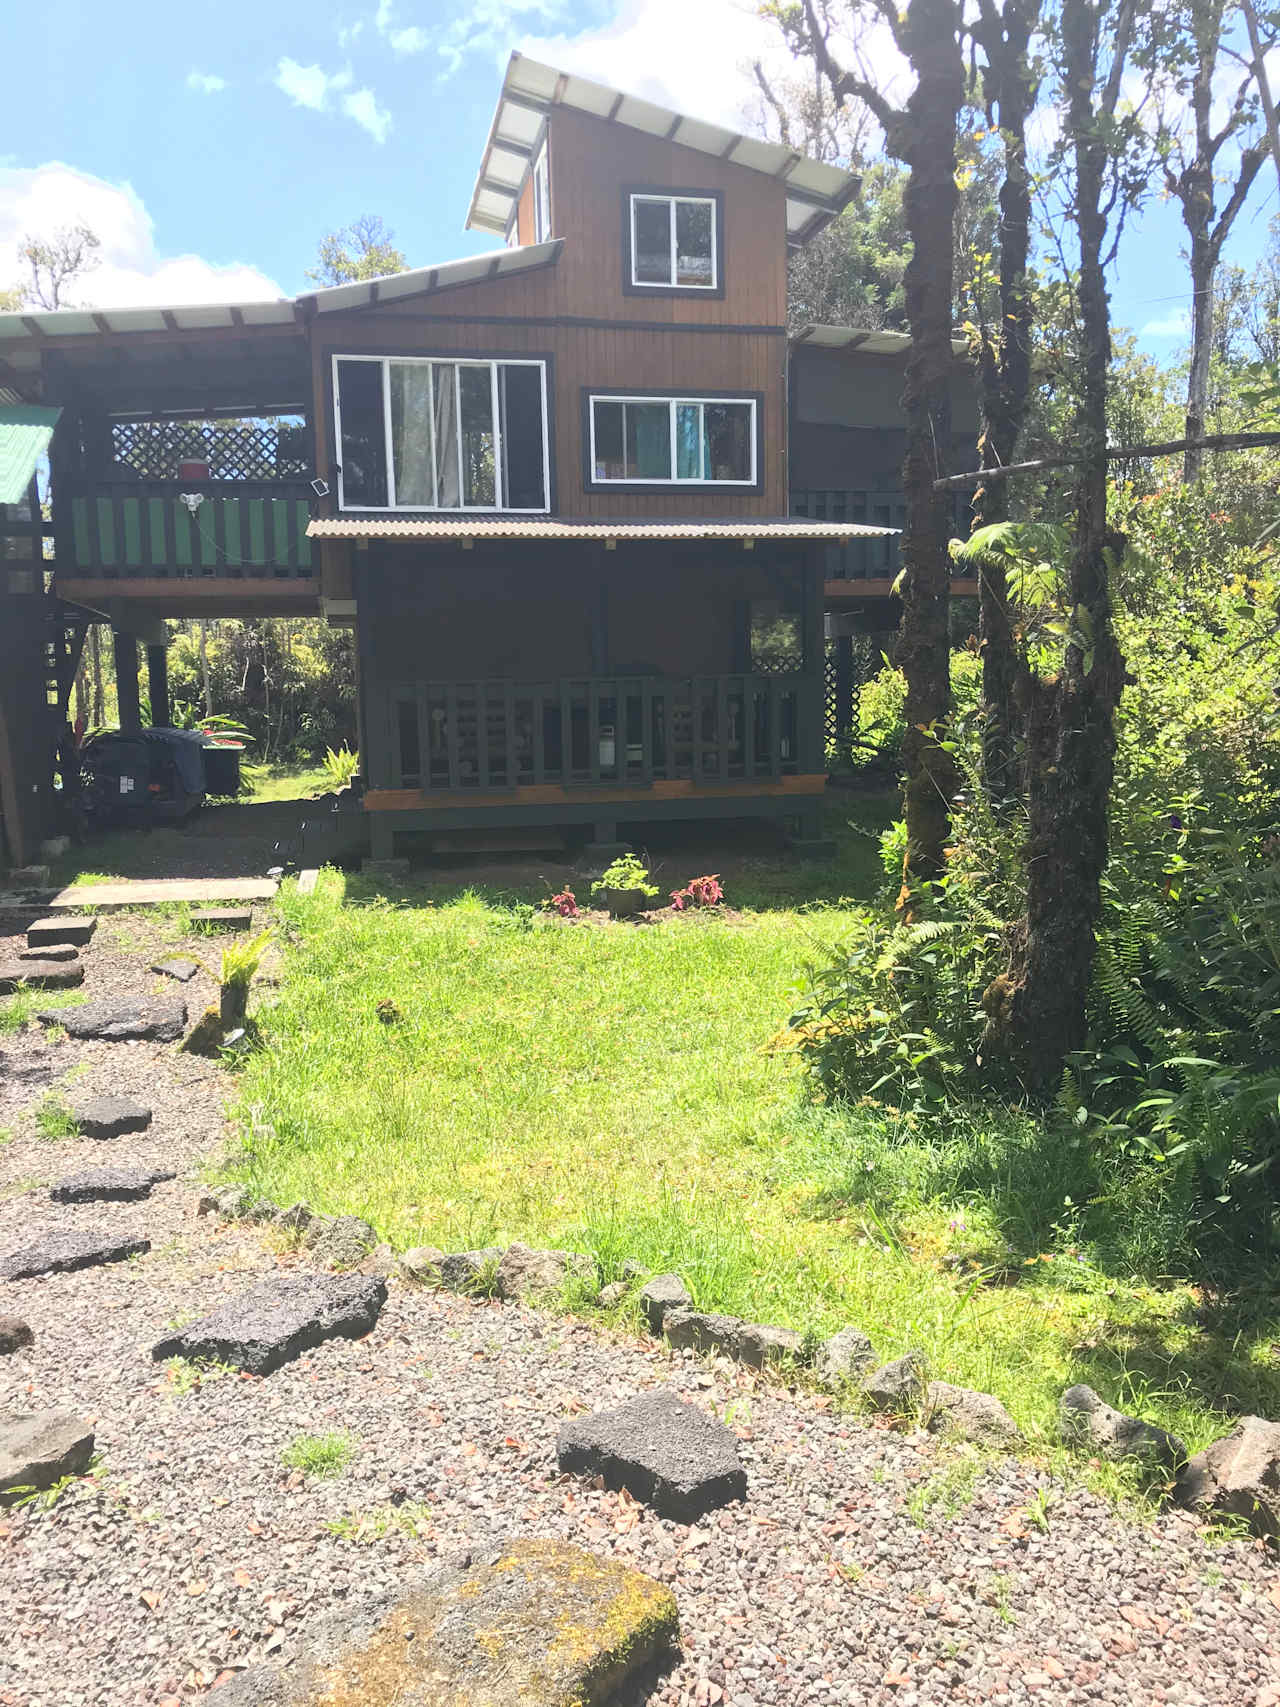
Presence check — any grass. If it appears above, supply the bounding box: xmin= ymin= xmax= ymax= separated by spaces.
xmin=34 ymin=1095 xmax=78 ymax=1140
xmin=280 ymin=1431 xmax=356 ymax=1479
xmin=325 ymin=1501 xmax=433 ymax=1543
xmin=0 ymin=987 xmax=84 ymax=1034
xmin=230 ymin=805 xmax=1280 ymax=1464
xmin=241 ymin=762 xmax=331 ymax=803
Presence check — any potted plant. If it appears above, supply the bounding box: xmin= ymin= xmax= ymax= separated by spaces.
xmin=590 ymin=855 xmax=659 ymax=917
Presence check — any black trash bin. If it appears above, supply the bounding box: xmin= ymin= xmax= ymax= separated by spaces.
xmin=80 ymin=728 xmax=209 ymax=825
xmin=201 ymin=742 xmax=243 ymax=798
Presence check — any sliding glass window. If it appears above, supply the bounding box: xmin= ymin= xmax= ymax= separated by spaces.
xmin=589 ymin=395 xmax=756 ymax=485
xmin=334 ymin=356 xmax=549 ymax=511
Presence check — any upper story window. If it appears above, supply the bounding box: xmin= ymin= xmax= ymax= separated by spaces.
xmin=333 ymin=355 xmax=549 ymax=513
xmin=627 ymin=192 xmax=719 ymax=292
xmin=588 ymin=393 xmax=756 ymax=487
xmin=532 ymin=141 xmax=552 ymax=243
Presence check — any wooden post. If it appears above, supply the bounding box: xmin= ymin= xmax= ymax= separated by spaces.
xmin=147 ymin=644 xmax=170 ymax=728
xmin=113 ymin=629 xmax=140 ymax=730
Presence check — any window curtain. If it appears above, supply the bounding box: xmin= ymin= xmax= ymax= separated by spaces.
xmin=390 ymin=364 xmax=434 ymax=505
xmin=433 ymin=364 xmax=460 ymax=509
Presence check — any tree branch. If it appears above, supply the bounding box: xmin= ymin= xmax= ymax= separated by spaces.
xmin=932 ymin=429 xmax=1280 ymax=487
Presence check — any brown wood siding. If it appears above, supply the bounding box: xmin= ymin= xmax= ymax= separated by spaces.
xmin=315 ymin=315 xmax=787 ymax=516
xmin=515 ymin=173 xmax=535 ymax=246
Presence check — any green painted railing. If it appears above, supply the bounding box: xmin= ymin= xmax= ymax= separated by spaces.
xmin=65 ymin=481 xmax=313 ymax=578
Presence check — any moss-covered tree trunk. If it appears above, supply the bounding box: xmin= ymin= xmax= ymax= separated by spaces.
xmin=983 ymin=0 xmax=1127 ymax=1087
xmin=894 ymin=0 xmax=966 ymax=911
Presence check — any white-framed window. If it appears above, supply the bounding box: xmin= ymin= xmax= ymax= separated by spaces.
xmin=333 ymin=354 xmax=550 ymax=513
xmin=629 ymin=193 xmax=717 ymax=290
xmin=588 ymin=394 xmax=756 ymax=485
xmin=532 ymin=141 xmax=552 ymax=243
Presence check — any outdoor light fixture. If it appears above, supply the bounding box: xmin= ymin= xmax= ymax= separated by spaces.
xmin=178 ymin=492 xmax=205 ymax=516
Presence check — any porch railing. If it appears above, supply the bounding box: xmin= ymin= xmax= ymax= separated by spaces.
xmin=791 ymin=487 xmax=973 ymax=580
xmin=371 ymin=674 xmax=814 ymax=792
xmin=63 ymin=480 xmax=314 ymax=578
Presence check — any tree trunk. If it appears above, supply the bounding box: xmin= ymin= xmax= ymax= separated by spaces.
xmin=199 ymin=620 xmax=212 ymax=718
xmin=895 ymin=0 xmax=965 ymax=911
xmin=89 ymin=624 xmax=104 ymax=727
xmin=1183 ymin=230 xmax=1214 ymax=482
xmin=972 ymin=0 xmax=1038 ymax=801
xmin=982 ymin=0 xmax=1127 ymax=1089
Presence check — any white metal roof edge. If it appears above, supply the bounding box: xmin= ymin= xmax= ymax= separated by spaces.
xmin=298 ymin=240 xmax=562 ymax=314
xmin=307 ymin=516 xmax=897 ymax=539
xmin=792 ymin=325 xmax=971 ymax=357
xmin=466 ymin=51 xmax=859 ymax=243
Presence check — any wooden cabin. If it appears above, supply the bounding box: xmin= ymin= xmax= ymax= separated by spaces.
xmin=0 ymin=53 xmax=977 ymax=864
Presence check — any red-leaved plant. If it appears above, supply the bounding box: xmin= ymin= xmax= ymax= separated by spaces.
xmin=542 ymin=887 xmax=579 ymax=918
xmin=670 ymin=874 xmax=724 ymax=911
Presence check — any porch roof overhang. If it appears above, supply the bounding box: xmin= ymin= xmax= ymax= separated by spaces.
xmin=308 ymin=517 xmax=895 ymax=542
xmin=468 ymin=53 xmax=860 ymax=247
xmin=792 ymin=325 xmax=971 ymax=358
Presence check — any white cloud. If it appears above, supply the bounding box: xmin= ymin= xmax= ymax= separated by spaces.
xmin=341 ymin=86 xmax=393 ymax=143
xmin=186 ymin=70 xmax=227 ymax=94
xmin=438 ymin=0 xmax=574 ymax=79
xmin=1140 ymin=307 xmax=1191 ymax=339
xmin=275 ymin=57 xmax=351 ymax=111
xmin=337 ymin=20 xmax=364 ymax=49
xmin=387 ymin=24 xmax=429 ymax=54
xmin=0 ymin=163 xmax=283 ymax=308
xmin=273 ymin=57 xmax=388 ymax=141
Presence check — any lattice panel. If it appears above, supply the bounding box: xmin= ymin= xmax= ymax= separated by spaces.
xmin=111 ymin=419 xmax=308 ymax=481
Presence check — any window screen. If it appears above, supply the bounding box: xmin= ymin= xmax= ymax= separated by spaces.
xmin=335 ymin=359 xmax=387 ymax=508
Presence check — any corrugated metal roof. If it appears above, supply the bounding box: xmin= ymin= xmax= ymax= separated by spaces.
xmin=298 ymin=239 xmax=562 ymax=314
xmin=468 ymin=53 xmax=859 ymax=247
xmin=793 ymin=325 xmax=971 ymax=357
xmin=0 ymin=404 xmax=60 ymax=504
xmin=309 ymin=517 xmax=894 ymax=542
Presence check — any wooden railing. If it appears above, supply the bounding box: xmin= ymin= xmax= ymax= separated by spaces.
xmin=791 ymin=487 xmax=973 ymax=580
xmin=63 ymin=480 xmax=314 ymax=578
xmin=371 ymin=674 xmax=815 ymax=792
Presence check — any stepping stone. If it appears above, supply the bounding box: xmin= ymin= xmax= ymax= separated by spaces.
xmin=72 ymin=1095 xmax=152 ymax=1139
xmin=0 ymin=1411 xmax=95 ymax=1504
xmin=209 ymin=1538 xmax=677 ymax=1706
xmin=0 ymin=1227 xmax=151 ymax=1281
xmin=151 ymin=1271 xmax=387 ymax=1376
xmin=50 ymin=1167 xmax=176 ymax=1204
xmin=40 ymin=998 xmax=186 ymax=1042
xmin=27 ymin=916 xmax=96 ymax=950
xmin=0 ymin=1315 xmax=33 ymax=1355
xmin=0 ymin=959 xmax=84 ymax=993
xmin=557 ymin=1388 xmax=747 ymax=1523
xmin=151 ymin=956 xmax=200 ymax=982
xmin=189 ymin=908 xmax=252 ymax=931
xmin=18 ymin=944 xmax=79 ymax=963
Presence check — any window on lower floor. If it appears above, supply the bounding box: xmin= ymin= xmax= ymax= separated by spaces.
xmin=589 ymin=394 xmax=756 ymax=485
xmin=334 ymin=355 xmax=549 ymax=511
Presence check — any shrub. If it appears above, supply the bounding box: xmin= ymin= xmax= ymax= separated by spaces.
xmin=670 ymin=874 xmax=723 ymax=910
xmin=590 ymin=856 xmax=658 ymax=900
xmin=322 ymin=745 xmax=359 ymax=790
xmin=542 ymin=887 xmax=579 ymax=917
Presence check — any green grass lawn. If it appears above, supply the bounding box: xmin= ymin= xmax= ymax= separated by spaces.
xmin=230 ymin=808 xmax=1280 ymax=1462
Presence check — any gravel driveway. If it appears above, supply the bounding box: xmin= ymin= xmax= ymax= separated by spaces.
xmin=1 ymin=913 xmax=1278 ymax=1707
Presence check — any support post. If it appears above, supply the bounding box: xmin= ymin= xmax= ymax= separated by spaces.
xmin=113 ymin=629 xmax=140 ymax=731
xmin=147 ymin=643 xmax=170 ymax=728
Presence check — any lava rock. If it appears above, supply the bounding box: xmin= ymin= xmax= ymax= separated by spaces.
xmin=307 ymin=1214 xmax=378 ymax=1270
xmin=50 ymin=1167 xmax=176 ymax=1204
xmin=436 ymin=1247 xmax=504 ymax=1294
xmin=26 ymin=916 xmax=96 ymax=950
xmin=273 ymin=1202 xmax=317 ymax=1235
xmin=43 ymin=999 xmax=186 ymax=1043
xmin=814 ymin=1325 xmax=878 ymax=1386
xmin=71 ymin=1095 xmax=152 ymax=1140
xmin=1059 ymin=1384 xmax=1186 ymax=1473
xmin=0 ymin=1315 xmax=33 ymax=1355
xmin=663 ymin=1307 xmax=745 ymax=1359
xmin=1177 ymin=1415 xmax=1280 ymax=1535
xmin=151 ymin=1271 xmax=387 ymax=1376
xmin=495 ymin=1241 xmax=594 ymax=1299
xmin=558 ymin=1388 xmax=747 ymax=1522
xmin=639 ymin=1272 xmax=692 ymax=1333
xmin=597 ymin=1281 xmax=628 ymax=1308
xmin=0 ymin=959 xmax=84 ymax=993
xmin=209 ymin=1538 xmax=677 ymax=1706
xmin=151 ymin=956 xmax=201 ymax=983
xmin=926 ymin=1381 xmax=1022 ymax=1445
xmin=737 ymin=1322 xmax=805 ymax=1370
xmin=397 ymin=1245 xmax=445 ymax=1283
xmin=0 ymin=1411 xmax=95 ymax=1504
xmin=196 ymin=1183 xmax=255 ymax=1219
xmin=17 ymin=944 xmax=79 ymax=963
xmin=863 ymin=1352 xmax=929 ymax=1412
xmin=0 ymin=1228 xmax=150 ymax=1281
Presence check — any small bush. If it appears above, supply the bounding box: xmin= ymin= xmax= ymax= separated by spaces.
xmin=670 ymin=874 xmax=723 ymax=910
xmin=322 ymin=745 xmax=360 ymax=790
xmin=280 ymin=1432 xmax=355 ymax=1479
xmin=590 ymin=856 xmax=658 ymax=900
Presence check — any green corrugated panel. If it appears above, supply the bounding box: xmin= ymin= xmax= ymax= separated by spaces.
xmin=224 ymin=498 xmax=242 ymax=566
xmin=95 ymin=496 xmax=116 ymax=566
xmin=148 ymin=498 xmax=166 ymax=563
xmin=199 ymin=504 xmax=217 ymax=567
xmin=122 ymin=498 xmax=142 ymax=567
xmin=175 ymin=507 xmax=193 ymax=567
xmin=0 ymin=404 xmax=60 ymax=505
xmin=247 ymin=500 xmax=266 ymax=565
xmin=296 ymin=501 xmax=311 ymax=569
xmin=71 ymin=496 xmax=90 ymax=565
xmin=270 ymin=498 xmax=288 ymax=565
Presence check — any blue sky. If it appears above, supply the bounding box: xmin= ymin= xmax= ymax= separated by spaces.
xmin=2 ymin=0 xmax=1277 ymax=357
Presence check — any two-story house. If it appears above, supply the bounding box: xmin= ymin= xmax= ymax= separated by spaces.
xmin=0 ymin=52 xmax=905 ymax=866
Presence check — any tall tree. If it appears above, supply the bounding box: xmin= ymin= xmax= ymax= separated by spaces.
xmin=1148 ymin=0 xmax=1269 ymax=480
xmin=1238 ymin=0 xmax=1280 ymax=189
xmin=307 ymin=215 xmax=408 ymax=287
xmin=773 ymin=0 xmax=966 ymax=907
xmin=965 ymin=0 xmax=1043 ymax=799
xmin=8 ymin=224 xmax=100 ymax=309
xmin=981 ymin=0 xmax=1140 ymax=1086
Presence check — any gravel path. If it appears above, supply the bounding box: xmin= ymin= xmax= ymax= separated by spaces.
xmin=2 ymin=913 xmax=1279 ymax=1707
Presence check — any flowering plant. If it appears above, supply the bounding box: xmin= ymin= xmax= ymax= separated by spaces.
xmin=670 ymin=873 xmax=724 ymax=910
xmin=542 ymin=887 xmax=579 ymax=917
